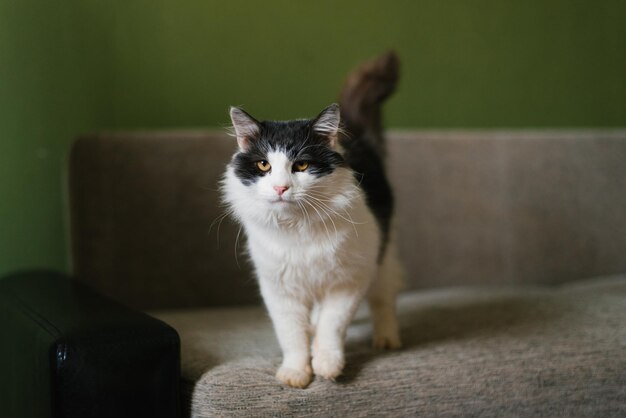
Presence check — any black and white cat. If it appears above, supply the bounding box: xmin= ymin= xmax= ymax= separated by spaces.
xmin=222 ymin=52 xmax=403 ymax=388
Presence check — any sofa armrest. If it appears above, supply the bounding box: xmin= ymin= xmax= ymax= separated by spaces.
xmin=0 ymin=270 xmax=180 ymax=418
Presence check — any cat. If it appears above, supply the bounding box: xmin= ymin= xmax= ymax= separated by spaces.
xmin=222 ymin=51 xmax=403 ymax=389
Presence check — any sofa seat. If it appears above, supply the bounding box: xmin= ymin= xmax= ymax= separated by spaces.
xmin=153 ymin=276 xmax=626 ymax=417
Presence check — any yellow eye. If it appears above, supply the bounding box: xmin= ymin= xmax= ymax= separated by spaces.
xmin=293 ymin=161 xmax=309 ymax=172
xmin=256 ymin=160 xmax=271 ymax=172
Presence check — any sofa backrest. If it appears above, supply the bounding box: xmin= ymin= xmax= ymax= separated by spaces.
xmin=387 ymin=130 xmax=626 ymax=290
xmin=69 ymin=130 xmax=626 ymax=310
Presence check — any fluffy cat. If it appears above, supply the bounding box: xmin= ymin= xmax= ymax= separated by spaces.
xmin=222 ymin=52 xmax=403 ymax=388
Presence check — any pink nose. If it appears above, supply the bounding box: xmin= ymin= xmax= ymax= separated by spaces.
xmin=273 ymin=185 xmax=289 ymax=196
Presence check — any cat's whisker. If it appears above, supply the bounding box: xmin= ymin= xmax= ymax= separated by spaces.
xmin=352 ymin=172 xmax=366 ymax=187
xmin=209 ymin=211 xmax=227 ymax=234
xmin=301 ymin=198 xmax=333 ymax=243
xmin=296 ymin=200 xmax=312 ymax=231
xmin=308 ymin=195 xmax=357 ymax=214
xmin=209 ymin=209 xmax=235 ymax=248
xmin=302 ymin=198 xmax=330 ymax=237
xmin=234 ymin=225 xmax=243 ymax=269
xmin=302 ymin=188 xmax=359 ymax=227
xmin=305 ymin=194 xmax=352 ymax=221
xmin=306 ymin=195 xmax=361 ymax=238
xmin=304 ymin=194 xmax=361 ymax=238
xmin=305 ymin=193 xmax=365 ymax=228
xmin=305 ymin=197 xmax=340 ymax=242
xmin=305 ymin=184 xmax=363 ymax=201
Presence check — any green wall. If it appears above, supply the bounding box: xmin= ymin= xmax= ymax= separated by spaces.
xmin=1 ymin=0 xmax=625 ymax=277
xmin=0 ymin=1 xmax=106 ymax=276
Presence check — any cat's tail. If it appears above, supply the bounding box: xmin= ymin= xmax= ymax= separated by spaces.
xmin=339 ymin=50 xmax=400 ymax=156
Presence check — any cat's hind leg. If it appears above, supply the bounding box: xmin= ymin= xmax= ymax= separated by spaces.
xmin=367 ymin=241 xmax=404 ymax=350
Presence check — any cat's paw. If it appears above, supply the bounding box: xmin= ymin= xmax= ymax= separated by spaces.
xmin=372 ymin=332 xmax=402 ymax=350
xmin=276 ymin=365 xmax=313 ymax=389
xmin=312 ymin=349 xmax=344 ymax=381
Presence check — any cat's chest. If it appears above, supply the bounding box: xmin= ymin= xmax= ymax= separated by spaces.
xmin=248 ymin=228 xmax=344 ymax=268
xmin=245 ymin=224 xmax=361 ymax=285
xmin=241 ymin=199 xmax=380 ymax=288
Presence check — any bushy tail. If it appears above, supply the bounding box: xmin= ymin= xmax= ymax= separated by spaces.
xmin=339 ymin=50 xmax=400 ymax=156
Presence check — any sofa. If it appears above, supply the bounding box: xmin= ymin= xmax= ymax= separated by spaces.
xmin=2 ymin=130 xmax=625 ymax=417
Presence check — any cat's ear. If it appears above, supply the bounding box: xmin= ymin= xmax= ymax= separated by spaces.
xmin=312 ymin=103 xmax=341 ymax=144
xmin=229 ymin=107 xmax=261 ymax=151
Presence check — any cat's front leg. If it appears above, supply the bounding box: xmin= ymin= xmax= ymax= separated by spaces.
xmin=311 ymin=288 xmax=363 ymax=380
xmin=259 ymin=280 xmax=313 ymax=388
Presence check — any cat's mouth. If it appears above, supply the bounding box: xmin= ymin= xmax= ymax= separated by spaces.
xmin=270 ymin=197 xmax=294 ymax=205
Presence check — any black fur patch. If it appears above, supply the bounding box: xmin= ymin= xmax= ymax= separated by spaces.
xmin=340 ymin=134 xmax=394 ymax=258
xmin=231 ymin=119 xmax=345 ymax=186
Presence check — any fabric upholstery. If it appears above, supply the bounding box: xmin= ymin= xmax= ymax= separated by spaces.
xmin=388 ymin=130 xmax=626 ymax=289
xmin=69 ymin=130 xmax=626 ymax=310
xmin=153 ymin=276 xmax=626 ymax=417
xmin=69 ymin=132 xmax=258 ymax=310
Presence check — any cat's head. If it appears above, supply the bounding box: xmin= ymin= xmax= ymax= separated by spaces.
xmin=223 ymin=104 xmax=355 ymax=224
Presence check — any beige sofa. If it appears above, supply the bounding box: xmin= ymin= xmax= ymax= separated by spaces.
xmin=67 ymin=130 xmax=626 ymax=417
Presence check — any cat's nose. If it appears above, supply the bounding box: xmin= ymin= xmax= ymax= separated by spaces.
xmin=273 ymin=185 xmax=289 ymax=196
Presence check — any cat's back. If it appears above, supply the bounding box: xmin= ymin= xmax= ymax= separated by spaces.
xmin=340 ymin=134 xmax=394 ymax=250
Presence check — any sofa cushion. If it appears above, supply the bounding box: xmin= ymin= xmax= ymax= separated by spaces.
xmin=153 ymin=276 xmax=626 ymax=417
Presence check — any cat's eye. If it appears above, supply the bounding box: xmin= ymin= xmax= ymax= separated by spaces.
xmin=293 ymin=161 xmax=309 ymax=172
xmin=256 ymin=160 xmax=271 ymax=172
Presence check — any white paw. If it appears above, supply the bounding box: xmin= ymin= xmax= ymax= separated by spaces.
xmin=276 ymin=365 xmax=313 ymax=389
xmin=312 ymin=349 xmax=344 ymax=380
xmin=372 ymin=332 xmax=402 ymax=350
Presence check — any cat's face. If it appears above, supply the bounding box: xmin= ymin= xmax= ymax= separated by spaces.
xmin=224 ymin=105 xmax=354 ymax=221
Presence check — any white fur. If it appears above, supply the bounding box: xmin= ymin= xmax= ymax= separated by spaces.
xmin=222 ymin=145 xmax=402 ymax=388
